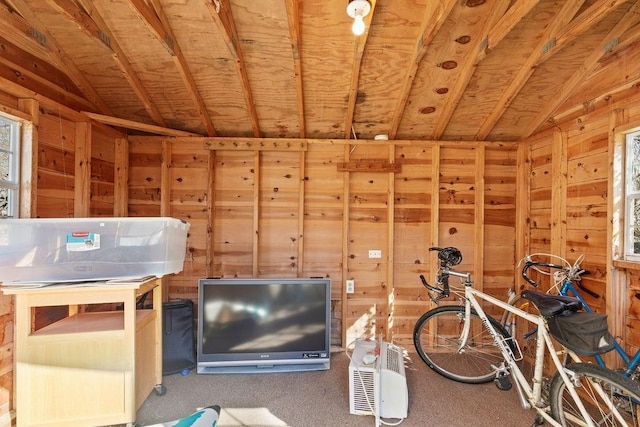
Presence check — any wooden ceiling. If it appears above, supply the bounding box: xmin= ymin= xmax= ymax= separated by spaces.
xmin=1 ymin=0 xmax=639 ymax=141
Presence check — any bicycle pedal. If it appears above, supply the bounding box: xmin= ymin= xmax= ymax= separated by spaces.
xmin=494 ymin=375 xmax=512 ymax=391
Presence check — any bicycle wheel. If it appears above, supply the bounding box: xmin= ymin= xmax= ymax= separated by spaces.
xmin=413 ymin=305 xmax=511 ymax=383
xmin=549 ymin=363 xmax=640 ymax=426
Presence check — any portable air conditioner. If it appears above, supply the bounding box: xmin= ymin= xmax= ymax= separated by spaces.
xmin=349 ymin=337 xmax=408 ymax=425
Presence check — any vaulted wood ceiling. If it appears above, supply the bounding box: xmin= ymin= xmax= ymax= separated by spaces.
xmin=1 ymin=0 xmax=639 ymax=141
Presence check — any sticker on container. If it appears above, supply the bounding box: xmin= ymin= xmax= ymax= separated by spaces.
xmin=66 ymin=232 xmax=101 ymax=252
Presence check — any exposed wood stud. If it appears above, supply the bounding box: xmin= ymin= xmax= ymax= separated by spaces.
xmin=550 ymin=130 xmax=567 ymax=256
xmin=73 ymin=121 xmax=91 ymax=217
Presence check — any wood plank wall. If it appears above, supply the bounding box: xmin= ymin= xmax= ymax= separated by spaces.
xmin=523 ymin=93 xmax=640 ymax=367
xmin=0 ymin=90 xmax=126 ymax=424
xmin=128 ymin=137 xmax=518 ymax=348
xmin=6 ymin=83 xmax=640 ymax=423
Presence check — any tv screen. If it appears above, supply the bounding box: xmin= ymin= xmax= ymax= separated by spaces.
xmin=197 ymin=278 xmax=331 ymax=374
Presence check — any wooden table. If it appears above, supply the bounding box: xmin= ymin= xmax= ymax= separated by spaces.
xmin=3 ymin=277 xmax=163 ymax=427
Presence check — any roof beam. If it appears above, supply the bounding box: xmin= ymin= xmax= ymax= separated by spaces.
xmin=0 ymin=3 xmax=58 ymax=65
xmin=3 ymin=0 xmax=112 ymax=114
xmin=476 ymin=0 xmax=541 ymax=62
xmin=82 ymin=111 xmax=199 ymax=136
xmin=344 ymin=0 xmax=376 ymax=139
xmin=431 ymin=0 xmax=510 ymax=139
xmin=0 ymin=39 xmax=97 ymax=112
xmin=551 ymin=0 xmax=629 ymax=59
xmin=525 ymin=0 xmax=640 ymax=138
xmin=124 ymin=0 xmax=175 ymax=56
xmin=476 ymin=0 xmax=628 ymax=139
xmin=205 ymin=0 xmax=260 ymax=137
xmin=49 ymin=0 xmax=168 ymax=127
xmin=474 ymin=0 xmax=586 ymax=140
xmin=285 ymin=0 xmax=305 ymax=138
xmin=128 ymin=0 xmax=217 ymax=136
xmin=388 ymin=0 xmax=457 ymax=140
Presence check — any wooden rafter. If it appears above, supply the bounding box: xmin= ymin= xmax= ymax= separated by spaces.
xmin=474 ymin=0 xmax=586 ymax=140
xmin=476 ymin=0 xmax=541 ymax=63
xmin=344 ymin=0 xmax=376 ymax=140
xmin=204 ymin=0 xmax=260 ymax=137
xmin=49 ymin=0 xmax=168 ymax=127
xmin=476 ymin=0 xmax=628 ymax=139
xmin=82 ymin=111 xmax=199 ymax=136
xmin=388 ymin=0 xmax=457 ymax=140
xmin=285 ymin=0 xmax=305 ymax=138
xmin=431 ymin=0 xmax=510 ymax=139
xmin=124 ymin=0 xmax=174 ymax=55
xmin=0 ymin=3 xmax=57 ymax=65
xmin=0 ymin=35 xmax=97 ymax=111
xmin=550 ymin=0 xmax=630 ymax=60
xmin=128 ymin=0 xmax=217 ymax=136
xmin=4 ymin=0 xmax=112 ymax=114
xmin=476 ymin=0 xmax=624 ymax=139
xmin=525 ymin=0 xmax=640 ymax=138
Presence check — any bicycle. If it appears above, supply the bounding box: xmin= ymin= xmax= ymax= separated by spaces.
xmin=413 ymin=246 xmax=640 ymax=426
xmin=502 ymin=253 xmax=640 ymax=380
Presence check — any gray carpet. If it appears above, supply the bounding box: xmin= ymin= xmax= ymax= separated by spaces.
xmin=134 ymin=351 xmax=536 ymax=427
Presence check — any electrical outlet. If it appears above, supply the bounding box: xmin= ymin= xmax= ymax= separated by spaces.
xmin=346 ymin=279 xmax=355 ymax=294
xmin=368 ymin=249 xmax=382 ymax=258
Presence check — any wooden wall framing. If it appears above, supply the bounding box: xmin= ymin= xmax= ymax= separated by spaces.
xmin=6 ymin=82 xmax=640 ymax=425
xmin=128 ymin=136 xmax=518 ymax=348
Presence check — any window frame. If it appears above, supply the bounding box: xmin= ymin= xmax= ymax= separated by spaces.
xmin=0 ymin=114 xmax=21 ymax=218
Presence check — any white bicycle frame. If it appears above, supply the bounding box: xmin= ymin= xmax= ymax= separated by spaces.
xmin=446 ymin=269 xmax=627 ymax=427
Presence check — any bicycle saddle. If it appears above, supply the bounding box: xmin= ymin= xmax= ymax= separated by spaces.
xmin=521 ymin=290 xmax=582 ymax=317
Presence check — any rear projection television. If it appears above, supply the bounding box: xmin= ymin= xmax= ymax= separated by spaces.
xmin=197 ymin=278 xmax=331 ymax=374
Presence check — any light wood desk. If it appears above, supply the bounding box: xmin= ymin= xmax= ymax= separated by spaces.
xmin=3 ymin=277 xmax=163 ymax=427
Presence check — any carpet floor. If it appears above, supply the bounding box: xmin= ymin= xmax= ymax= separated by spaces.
xmin=133 ymin=350 xmax=538 ymax=427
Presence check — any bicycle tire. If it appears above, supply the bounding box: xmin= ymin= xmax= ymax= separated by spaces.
xmin=413 ymin=305 xmax=512 ymax=383
xmin=549 ymin=363 xmax=640 ymax=426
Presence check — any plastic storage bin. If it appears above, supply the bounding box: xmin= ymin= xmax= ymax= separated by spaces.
xmin=0 ymin=217 xmax=190 ymax=283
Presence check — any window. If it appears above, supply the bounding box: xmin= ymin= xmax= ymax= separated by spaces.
xmin=0 ymin=115 xmax=20 ymax=218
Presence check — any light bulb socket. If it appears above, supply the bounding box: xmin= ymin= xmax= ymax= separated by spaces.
xmin=347 ymin=0 xmax=371 ymax=35
xmin=346 ymin=0 xmax=371 ymax=20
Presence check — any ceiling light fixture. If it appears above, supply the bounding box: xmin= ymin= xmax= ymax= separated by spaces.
xmin=346 ymin=0 xmax=371 ymax=36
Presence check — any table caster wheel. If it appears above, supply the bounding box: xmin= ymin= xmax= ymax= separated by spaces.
xmin=154 ymin=384 xmax=167 ymax=396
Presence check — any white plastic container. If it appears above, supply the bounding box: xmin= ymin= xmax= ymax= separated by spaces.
xmin=0 ymin=217 xmax=190 ymax=283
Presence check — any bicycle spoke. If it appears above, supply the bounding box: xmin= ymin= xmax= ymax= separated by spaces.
xmin=550 ymin=364 xmax=640 ymax=426
xmin=414 ymin=306 xmax=509 ymax=384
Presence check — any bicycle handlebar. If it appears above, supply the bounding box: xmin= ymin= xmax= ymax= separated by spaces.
xmin=419 ymin=246 xmax=462 ymax=303
xmin=521 ymin=259 xmax=599 ymax=299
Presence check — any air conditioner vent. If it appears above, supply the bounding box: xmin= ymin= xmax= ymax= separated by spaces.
xmin=348 ymin=338 xmax=408 ymax=425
